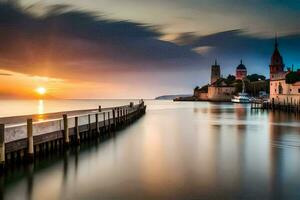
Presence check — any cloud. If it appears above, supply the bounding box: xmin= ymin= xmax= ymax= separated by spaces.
xmin=0 ymin=1 xmax=203 ymax=81
xmin=174 ymin=30 xmax=300 ymax=76
xmin=1 ymin=1 xmax=300 ymax=98
xmin=0 ymin=73 xmax=12 ymax=76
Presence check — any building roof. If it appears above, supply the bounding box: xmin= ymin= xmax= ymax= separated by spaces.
xmin=271 ymin=37 xmax=284 ymax=66
xmin=237 ymin=60 xmax=246 ymax=70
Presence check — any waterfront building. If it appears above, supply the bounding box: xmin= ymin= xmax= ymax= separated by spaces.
xmin=236 ymin=60 xmax=247 ymax=80
xmin=194 ymin=61 xmax=235 ymax=101
xmin=269 ymin=37 xmax=300 ymax=105
xmin=207 ymin=79 xmax=235 ymax=101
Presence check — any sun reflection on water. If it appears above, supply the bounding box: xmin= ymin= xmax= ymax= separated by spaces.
xmin=37 ymin=100 xmax=44 ymax=121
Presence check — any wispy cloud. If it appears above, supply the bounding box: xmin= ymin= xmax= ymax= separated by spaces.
xmin=0 ymin=73 xmax=12 ymax=76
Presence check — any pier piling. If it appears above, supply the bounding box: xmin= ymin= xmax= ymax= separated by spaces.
xmin=27 ymin=119 xmax=34 ymax=161
xmin=63 ymin=114 xmax=70 ymax=146
xmin=0 ymin=124 xmax=5 ymax=170
xmin=75 ymin=117 xmax=80 ymax=145
xmin=0 ymin=102 xmax=146 ymax=171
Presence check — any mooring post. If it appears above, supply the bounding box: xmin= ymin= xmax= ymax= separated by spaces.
xmin=108 ymin=112 xmax=111 ymax=132
xmin=103 ymin=112 xmax=106 ymax=132
xmin=96 ymin=113 xmax=99 ymax=134
xmin=0 ymin=124 xmax=5 ymax=170
xmin=98 ymin=106 xmax=102 ymax=112
xmin=75 ymin=117 xmax=80 ymax=145
xmin=88 ymin=114 xmax=91 ymax=132
xmin=27 ymin=119 xmax=34 ymax=161
xmin=113 ymin=108 xmax=116 ymax=129
xmin=120 ymin=108 xmax=123 ymax=124
xmin=63 ymin=114 xmax=70 ymax=146
xmin=117 ymin=108 xmax=120 ymax=125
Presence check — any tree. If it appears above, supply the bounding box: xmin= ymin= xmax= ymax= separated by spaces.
xmin=247 ymin=74 xmax=266 ymax=82
xmin=225 ymin=74 xmax=236 ymax=85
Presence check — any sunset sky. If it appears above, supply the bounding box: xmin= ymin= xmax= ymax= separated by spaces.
xmin=1 ymin=0 xmax=300 ymax=99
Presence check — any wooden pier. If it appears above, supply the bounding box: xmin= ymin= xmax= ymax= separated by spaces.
xmin=251 ymin=99 xmax=300 ymax=113
xmin=0 ymin=101 xmax=146 ymax=172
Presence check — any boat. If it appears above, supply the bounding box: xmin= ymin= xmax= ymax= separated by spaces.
xmin=231 ymin=92 xmax=250 ymax=103
xmin=231 ymin=80 xmax=250 ymax=103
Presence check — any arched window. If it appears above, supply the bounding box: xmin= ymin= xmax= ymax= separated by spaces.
xmin=278 ymin=82 xmax=283 ymax=94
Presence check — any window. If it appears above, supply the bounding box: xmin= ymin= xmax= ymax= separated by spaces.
xmin=278 ymin=83 xmax=283 ymax=94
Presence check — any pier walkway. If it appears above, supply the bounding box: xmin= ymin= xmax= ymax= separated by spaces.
xmin=251 ymin=99 xmax=300 ymax=113
xmin=0 ymin=101 xmax=146 ymax=172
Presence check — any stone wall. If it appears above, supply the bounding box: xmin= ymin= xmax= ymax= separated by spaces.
xmin=195 ymin=92 xmax=209 ymax=101
xmin=208 ymin=86 xmax=235 ymax=102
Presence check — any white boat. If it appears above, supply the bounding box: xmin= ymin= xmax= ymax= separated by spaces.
xmin=231 ymin=92 xmax=250 ymax=103
xmin=231 ymin=80 xmax=250 ymax=103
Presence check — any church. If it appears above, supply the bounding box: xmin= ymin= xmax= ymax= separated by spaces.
xmin=269 ymin=37 xmax=300 ymax=105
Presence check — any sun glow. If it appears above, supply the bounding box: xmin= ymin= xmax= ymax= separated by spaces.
xmin=36 ymin=87 xmax=47 ymax=95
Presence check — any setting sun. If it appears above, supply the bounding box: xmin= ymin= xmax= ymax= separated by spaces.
xmin=36 ymin=87 xmax=47 ymax=95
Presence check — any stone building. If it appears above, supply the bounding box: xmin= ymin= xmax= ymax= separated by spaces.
xmin=194 ymin=61 xmax=235 ymax=102
xmin=269 ymin=37 xmax=300 ymax=105
xmin=211 ymin=60 xmax=220 ymax=84
xmin=208 ymin=79 xmax=236 ymax=101
xmin=236 ymin=60 xmax=247 ymax=80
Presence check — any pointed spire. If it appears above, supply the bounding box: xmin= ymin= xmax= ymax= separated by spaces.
xmin=215 ymin=59 xmax=217 ymax=65
xmin=240 ymin=59 xmax=243 ymax=64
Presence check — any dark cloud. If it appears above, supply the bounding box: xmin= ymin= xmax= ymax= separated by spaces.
xmin=175 ymin=30 xmax=300 ymax=76
xmin=0 ymin=1 xmax=202 ymax=81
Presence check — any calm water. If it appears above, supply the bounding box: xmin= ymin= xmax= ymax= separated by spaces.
xmin=2 ymin=100 xmax=300 ymax=199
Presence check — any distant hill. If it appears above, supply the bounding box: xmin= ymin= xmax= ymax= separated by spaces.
xmin=155 ymin=94 xmax=192 ymax=100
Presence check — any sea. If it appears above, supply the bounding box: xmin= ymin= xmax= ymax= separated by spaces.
xmin=1 ymin=99 xmax=300 ymax=199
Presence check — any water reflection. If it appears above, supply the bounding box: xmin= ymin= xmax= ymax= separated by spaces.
xmin=37 ymin=100 xmax=44 ymax=121
xmin=2 ymin=101 xmax=300 ymax=199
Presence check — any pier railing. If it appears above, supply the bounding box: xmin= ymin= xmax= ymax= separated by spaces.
xmin=0 ymin=101 xmax=146 ymax=171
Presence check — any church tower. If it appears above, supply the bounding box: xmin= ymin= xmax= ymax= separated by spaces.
xmin=211 ymin=60 xmax=220 ymax=84
xmin=236 ymin=59 xmax=247 ymax=80
xmin=269 ymin=36 xmax=284 ymax=79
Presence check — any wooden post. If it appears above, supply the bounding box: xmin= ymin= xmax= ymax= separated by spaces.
xmin=63 ymin=114 xmax=70 ymax=146
xmin=108 ymin=112 xmax=111 ymax=132
xmin=96 ymin=113 xmax=99 ymax=134
xmin=88 ymin=114 xmax=91 ymax=132
xmin=75 ymin=117 xmax=80 ymax=144
xmin=0 ymin=124 xmax=5 ymax=169
xmin=27 ymin=119 xmax=34 ymax=160
xmin=103 ymin=112 xmax=106 ymax=129
xmin=120 ymin=108 xmax=123 ymax=124
xmin=113 ymin=108 xmax=116 ymax=129
xmin=98 ymin=106 xmax=102 ymax=112
xmin=117 ymin=108 xmax=120 ymax=125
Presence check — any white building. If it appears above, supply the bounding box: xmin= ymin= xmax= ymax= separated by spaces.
xmin=269 ymin=38 xmax=300 ymax=105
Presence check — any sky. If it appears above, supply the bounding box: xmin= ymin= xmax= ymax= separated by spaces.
xmin=1 ymin=0 xmax=300 ymax=99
